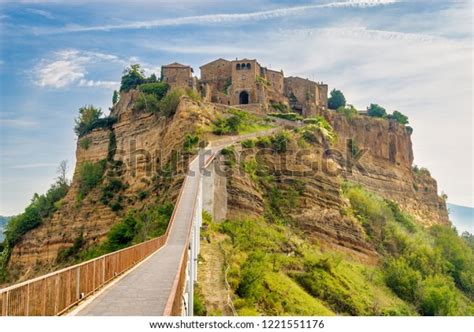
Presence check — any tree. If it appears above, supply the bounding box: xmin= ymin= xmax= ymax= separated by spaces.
xmin=56 ymin=160 xmax=69 ymax=186
xmin=120 ymin=64 xmax=145 ymax=92
xmin=328 ymin=89 xmax=346 ymax=110
xmin=147 ymin=73 xmax=158 ymax=83
xmin=389 ymin=110 xmax=409 ymax=125
xmin=112 ymin=90 xmax=119 ymax=105
xmin=367 ymin=103 xmax=387 ymax=118
xmin=74 ymin=105 xmax=102 ymax=136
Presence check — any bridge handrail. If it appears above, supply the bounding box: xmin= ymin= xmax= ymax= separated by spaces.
xmin=0 ymin=154 xmax=199 ymax=316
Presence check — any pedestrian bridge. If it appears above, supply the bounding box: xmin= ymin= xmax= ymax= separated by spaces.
xmin=0 ymin=130 xmax=276 ymax=316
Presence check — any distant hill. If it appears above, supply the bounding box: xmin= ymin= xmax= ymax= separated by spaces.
xmin=0 ymin=216 xmax=12 ymax=242
xmin=448 ymin=203 xmax=474 ymax=234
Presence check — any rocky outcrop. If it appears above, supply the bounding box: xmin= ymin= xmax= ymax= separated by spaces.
xmin=326 ymin=111 xmax=449 ymax=226
xmin=8 ymin=93 xmax=218 ymax=277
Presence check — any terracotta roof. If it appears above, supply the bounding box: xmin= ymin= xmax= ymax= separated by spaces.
xmin=163 ymin=62 xmax=190 ymax=68
xmin=199 ymin=58 xmax=230 ymax=68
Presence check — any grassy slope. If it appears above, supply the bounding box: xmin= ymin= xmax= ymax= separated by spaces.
xmin=198 ymin=129 xmax=473 ymax=316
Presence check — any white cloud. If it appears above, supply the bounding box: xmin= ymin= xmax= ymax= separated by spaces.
xmin=42 ymin=0 xmax=398 ymax=33
xmin=25 ymin=8 xmax=55 ymax=19
xmin=78 ymin=79 xmax=119 ymax=88
xmin=33 ymin=49 xmax=125 ymax=88
xmin=9 ymin=163 xmax=57 ymax=169
xmin=0 ymin=118 xmax=39 ymax=128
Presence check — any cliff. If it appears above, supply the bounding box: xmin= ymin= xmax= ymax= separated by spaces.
xmin=5 ymin=93 xmax=449 ymax=283
xmin=7 ymin=92 xmax=218 ymax=277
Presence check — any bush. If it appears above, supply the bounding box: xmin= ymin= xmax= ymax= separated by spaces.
xmin=77 ymin=160 xmax=106 ymax=199
xmin=271 ymin=131 xmax=291 ymax=153
xmin=134 ymin=93 xmax=160 ymax=113
xmin=74 ymin=105 xmax=117 ymax=137
xmin=138 ymin=82 xmax=169 ymax=100
xmin=418 ymin=275 xmax=459 ymax=315
xmin=241 ymin=139 xmax=255 ymax=148
xmin=256 ymin=136 xmax=272 ymax=148
xmin=159 ymin=89 xmax=184 ymax=117
xmin=5 ymin=179 xmax=69 ymax=246
xmin=106 ymin=212 xmax=138 ymax=251
xmin=268 ymin=112 xmax=302 ymax=121
xmin=367 ymin=103 xmax=387 ymax=118
xmin=56 ymin=233 xmax=85 ymax=263
xmin=384 ymin=258 xmax=422 ymax=302
xmin=213 ymin=109 xmax=249 ymax=135
xmin=183 ymin=133 xmax=200 ymax=153
xmin=79 ymin=137 xmax=92 ymax=150
xmin=328 ymin=89 xmax=346 ymax=110
xmin=388 ymin=110 xmax=409 ymax=125
xmin=302 ymin=116 xmax=336 ymax=143
xmin=271 ymin=102 xmax=289 ymax=113
xmin=336 ymin=105 xmax=358 ymax=120
xmin=237 ymin=250 xmax=266 ymax=300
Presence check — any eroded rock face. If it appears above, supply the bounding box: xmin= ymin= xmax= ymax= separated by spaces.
xmin=8 ymin=93 xmax=217 ymax=277
xmin=326 ymin=111 xmax=449 ymax=226
xmin=221 ymin=112 xmax=449 ymax=262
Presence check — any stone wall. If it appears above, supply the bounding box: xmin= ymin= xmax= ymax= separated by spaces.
xmin=162 ymin=63 xmax=193 ymax=89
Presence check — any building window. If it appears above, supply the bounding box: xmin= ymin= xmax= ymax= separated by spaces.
xmin=236 ymin=63 xmax=241 ymax=70
xmin=246 ymin=63 xmax=251 ymax=69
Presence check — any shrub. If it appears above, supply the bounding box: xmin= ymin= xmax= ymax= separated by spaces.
xmin=271 ymin=131 xmax=291 ymax=153
xmin=384 ymin=258 xmax=422 ymax=302
xmin=213 ymin=109 xmax=250 ymax=135
xmin=74 ymin=105 xmax=102 ymax=136
xmin=138 ymin=82 xmax=169 ymax=100
xmin=336 ymin=105 xmax=358 ymax=120
xmin=430 ymin=225 xmax=474 ymax=296
xmin=268 ymin=112 xmax=303 ymax=121
xmin=112 ymin=90 xmax=119 ymax=105
xmin=5 ymin=179 xmax=69 ymax=246
xmin=328 ymin=89 xmax=346 ymax=110
xmin=302 ymin=116 xmax=336 ymax=143
xmin=241 ymin=139 xmax=255 ymax=148
xmin=106 ymin=213 xmax=138 ymax=251
xmin=77 ymin=160 xmax=106 ymax=199
xmin=385 ymin=200 xmax=416 ymax=232
xmin=79 ymin=137 xmax=92 ymax=150
xmin=74 ymin=105 xmax=117 ymax=137
xmin=237 ymin=250 xmax=267 ymax=300
xmin=56 ymin=233 xmax=85 ymax=263
xmin=134 ymin=93 xmax=160 ymax=113
xmin=256 ymin=136 xmax=271 ymax=148
xmin=160 ymin=89 xmax=184 ymax=117
xmin=271 ymin=102 xmax=289 ymax=113
xmin=418 ymin=275 xmax=459 ymax=315
xmin=388 ymin=110 xmax=409 ymax=125
xmin=183 ymin=133 xmax=200 ymax=153
xmin=367 ymin=103 xmax=387 ymax=118
xmin=186 ymin=88 xmax=202 ymax=102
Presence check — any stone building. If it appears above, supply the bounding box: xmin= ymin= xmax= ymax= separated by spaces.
xmin=165 ymin=57 xmax=328 ymax=116
xmin=284 ymin=76 xmax=328 ymax=117
xmin=161 ymin=62 xmax=194 ymax=89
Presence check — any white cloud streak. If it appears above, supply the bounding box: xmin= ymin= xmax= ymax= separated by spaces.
xmin=0 ymin=118 xmax=39 ymax=128
xmin=33 ymin=49 xmax=125 ymax=88
xmin=41 ymin=0 xmax=397 ymax=33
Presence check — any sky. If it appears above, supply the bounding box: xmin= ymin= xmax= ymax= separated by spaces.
xmin=0 ymin=0 xmax=472 ymax=216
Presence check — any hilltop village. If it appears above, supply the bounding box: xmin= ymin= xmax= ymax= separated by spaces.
xmin=161 ymin=58 xmax=328 ymax=117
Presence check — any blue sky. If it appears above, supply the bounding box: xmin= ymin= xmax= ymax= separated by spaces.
xmin=0 ymin=0 xmax=472 ymax=215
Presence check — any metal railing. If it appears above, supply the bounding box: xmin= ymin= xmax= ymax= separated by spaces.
xmin=0 ymin=236 xmax=167 ymax=316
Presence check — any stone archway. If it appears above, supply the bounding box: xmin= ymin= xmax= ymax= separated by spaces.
xmin=239 ymin=91 xmax=249 ymax=104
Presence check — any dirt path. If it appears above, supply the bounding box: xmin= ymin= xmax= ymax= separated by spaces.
xmin=198 ymin=232 xmax=233 ymax=316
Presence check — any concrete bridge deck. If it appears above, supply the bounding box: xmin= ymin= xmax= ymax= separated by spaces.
xmin=72 ymin=130 xmax=277 ymax=316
